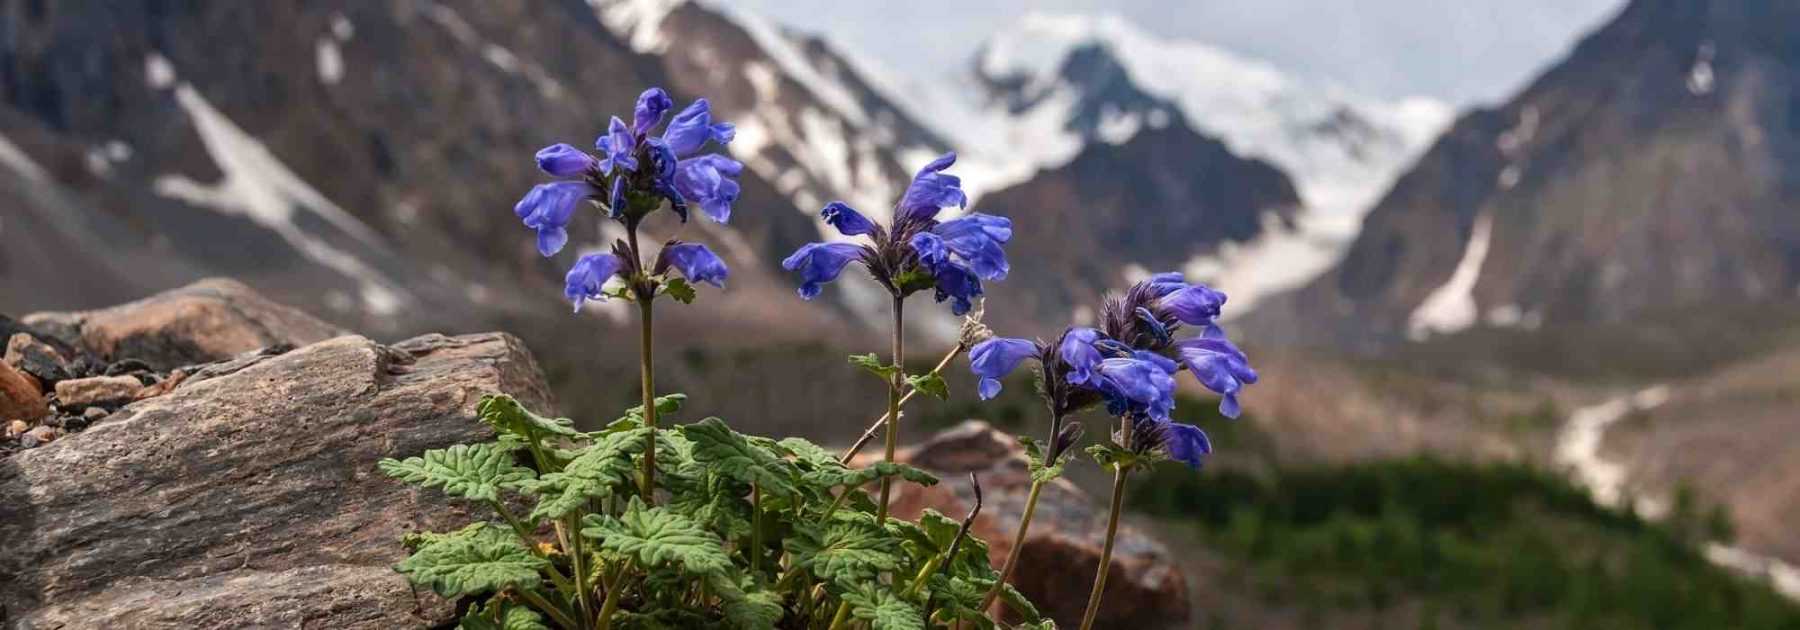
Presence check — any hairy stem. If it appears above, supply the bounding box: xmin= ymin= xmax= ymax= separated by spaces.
xmin=595 ymin=561 xmax=631 ymax=630
xmin=1078 ymin=419 xmax=1134 ymax=630
xmin=566 ymin=515 xmax=593 ymax=623
xmin=517 ymin=587 xmax=582 ymax=630
xmin=876 ymin=296 xmax=905 ymax=524
xmin=636 ymin=297 xmax=657 ymax=502
xmin=981 ymin=478 xmax=1045 ymax=613
xmin=838 ymin=341 xmax=965 ymax=464
xmin=750 ymin=481 xmax=764 ymax=580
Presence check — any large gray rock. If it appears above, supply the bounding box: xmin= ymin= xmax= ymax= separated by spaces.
xmin=0 ymin=332 xmax=553 ymax=628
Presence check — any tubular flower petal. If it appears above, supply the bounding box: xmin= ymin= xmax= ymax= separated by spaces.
xmin=564 ymin=253 xmax=624 ymax=312
xmin=596 ymin=116 xmax=637 ymax=175
xmin=931 ymin=259 xmax=983 ymax=316
xmin=663 ymin=98 xmax=735 ymax=157
xmin=1058 ymin=327 xmax=1104 ymax=385
xmin=1161 ymin=284 xmax=1227 ymax=326
xmin=931 ymin=213 xmax=1011 ymax=280
xmin=1175 ymin=327 xmax=1258 ymax=419
xmin=633 ymin=87 xmax=674 ymax=136
xmin=661 ymin=242 xmax=729 ymax=288
xmin=515 ymin=181 xmax=593 ymax=257
xmin=822 ymin=202 xmax=877 ymax=237
xmin=780 ymin=242 xmax=864 ymax=299
xmin=910 ymin=232 xmax=949 ymax=271
xmin=1161 ymin=422 xmax=1213 ymax=469
xmin=969 ymin=337 xmax=1038 ymax=400
xmin=534 ymin=143 xmax=597 ymax=177
xmin=898 ymin=152 xmax=967 ymax=221
xmin=675 ymin=154 xmax=743 ymax=224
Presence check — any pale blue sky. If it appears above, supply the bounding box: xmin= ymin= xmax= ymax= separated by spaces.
xmin=728 ymin=0 xmax=1627 ymax=107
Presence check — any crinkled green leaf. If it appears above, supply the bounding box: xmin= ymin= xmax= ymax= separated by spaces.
xmin=803 ymin=461 xmax=938 ymax=491
xmin=458 ymin=597 xmax=550 ymax=630
xmin=848 ymin=353 xmax=900 ymax=380
xmin=844 ymin=586 xmax=925 ymax=630
xmin=1019 ymin=436 xmax=1072 ymax=483
xmin=786 ymin=516 xmax=900 ymax=586
xmin=379 ymin=443 xmax=534 ymax=503
xmin=395 ymin=522 xmax=547 ymax=597
xmin=778 ymin=437 xmax=839 ymax=468
xmin=478 ymin=394 xmax=579 ymax=439
xmin=682 ymin=418 xmax=798 ymax=497
xmin=582 ymin=497 xmax=731 ymax=575
xmin=709 ymin=573 xmax=784 ymax=630
xmin=614 ymin=394 xmax=688 ymax=426
xmin=661 ymin=276 xmax=697 ymax=304
xmin=511 ymin=428 xmax=646 ymax=520
xmin=905 ymin=372 xmax=949 ymax=400
xmin=666 ymin=486 xmax=754 ymax=542
xmin=923 ymin=575 xmax=995 ymax=630
xmin=1086 ymin=441 xmax=1161 ymax=472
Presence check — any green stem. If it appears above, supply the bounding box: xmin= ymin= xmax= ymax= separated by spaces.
xmin=595 ymin=561 xmax=631 ymax=630
xmin=837 ymin=341 xmax=966 ymax=464
xmin=490 ymin=500 xmax=575 ymax=594
xmin=876 ymin=296 xmax=905 ymax=524
xmin=1078 ymin=440 xmax=1132 ymax=630
xmin=750 ymin=481 xmax=765 ymax=580
xmin=981 ymin=478 xmax=1045 ymax=613
xmin=566 ymin=515 xmax=594 ymax=623
xmin=517 ymin=587 xmax=583 ymax=630
xmin=827 ymin=601 xmax=852 ymax=630
xmin=637 ymin=297 xmax=657 ymax=502
xmin=905 ymin=555 xmax=944 ymax=599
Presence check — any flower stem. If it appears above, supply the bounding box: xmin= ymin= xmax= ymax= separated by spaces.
xmin=827 ymin=601 xmax=852 ymax=630
xmin=750 ymin=481 xmax=765 ymax=580
xmin=1078 ymin=419 xmax=1134 ymax=630
xmin=595 ymin=561 xmax=631 ymax=630
xmin=637 ymin=297 xmax=657 ymax=502
xmin=876 ymin=296 xmax=906 ymax=524
xmin=981 ymin=478 xmax=1045 ymax=613
xmin=838 ymin=341 xmax=965 ymax=464
xmin=567 ymin=514 xmax=594 ymax=622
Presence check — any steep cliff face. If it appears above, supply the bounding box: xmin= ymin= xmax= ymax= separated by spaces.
xmin=1253 ymin=0 xmax=1800 ymax=350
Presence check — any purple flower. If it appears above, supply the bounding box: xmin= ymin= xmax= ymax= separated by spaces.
xmin=596 ymin=116 xmax=637 ymax=175
xmin=1161 ymin=284 xmax=1227 ymax=326
xmin=663 ymin=98 xmax=735 ymax=158
xmin=909 ymin=232 xmax=948 ymax=270
xmin=931 ymin=213 xmax=1011 ymax=280
xmin=1094 ymin=354 xmax=1176 ymax=422
xmin=535 ymin=143 xmax=597 ymax=177
xmin=564 ymin=253 xmax=624 ymax=312
xmin=1160 ymin=422 xmax=1213 ymax=469
xmin=660 ymin=242 xmax=729 ymax=288
xmin=931 ymin=259 xmax=983 ymax=316
xmin=970 ymin=337 xmax=1038 ymax=399
xmin=898 ymin=152 xmax=967 ymax=221
xmin=633 ymin=87 xmax=674 ymax=136
xmin=515 ymin=181 xmax=594 ymax=257
xmin=1058 ymin=327 xmax=1103 ymax=385
xmin=1144 ymin=272 xmax=1188 ymax=297
xmin=822 ymin=202 xmax=877 ymax=237
xmin=780 ymin=242 xmax=864 ymax=299
xmin=674 ymin=154 xmax=743 ymax=224
xmin=1174 ymin=327 xmax=1258 ymax=418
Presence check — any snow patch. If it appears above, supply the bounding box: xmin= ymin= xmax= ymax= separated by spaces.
xmin=145 ymin=53 xmax=176 ymax=90
xmin=589 ymin=0 xmax=682 ymax=53
xmin=1687 ymin=40 xmax=1716 ymax=96
xmin=1706 ymin=543 xmax=1800 ymax=601
xmin=330 ymin=12 xmax=355 ymax=41
xmin=151 ymin=77 xmax=405 ymax=317
xmin=424 ymin=2 xmax=563 ymax=99
xmin=105 ymin=140 xmax=133 ymax=162
xmin=1408 ymin=213 xmax=1494 ymax=340
xmin=0 ymin=133 xmax=49 ymax=182
xmin=316 ymin=38 xmax=344 ymax=85
xmin=1556 ymin=385 xmax=1668 ymax=512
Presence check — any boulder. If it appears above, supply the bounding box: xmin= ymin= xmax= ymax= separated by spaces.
xmin=21 ymin=278 xmax=346 ymax=371
xmin=0 ymin=332 xmax=554 ymax=628
xmin=876 ymin=421 xmax=1192 ymax=629
xmin=0 ymin=362 xmax=46 ymax=423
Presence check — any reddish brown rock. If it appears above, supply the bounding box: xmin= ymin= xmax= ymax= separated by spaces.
xmin=52 ymin=375 xmax=143 ymax=409
xmin=875 ymin=421 xmax=1192 ymax=629
xmin=0 ymin=332 xmax=554 ymax=628
xmin=0 ymin=361 xmax=47 ymax=422
xmin=22 ymin=278 xmax=346 ymax=371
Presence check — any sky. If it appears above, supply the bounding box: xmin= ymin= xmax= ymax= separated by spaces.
xmin=727 ymin=0 xmax=1628 ymax=108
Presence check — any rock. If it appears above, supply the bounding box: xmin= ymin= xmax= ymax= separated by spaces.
xmin=19 ymin=426 xmax=58 ymax=448
xmin=876 ymin=421 xmax=1191 ymax=629
xmin=0 ymin=362 xmax=47 ymax=423
xmin=4 ymin=420 xmax=26 ymax=439
xmin=21 ymin=278 xmax=347 ymax=371
xmin=132 ymin=369 xmax=187 ymax=401
xmin=52 ymin=376 xmax=142 ymax=409
xmin=4 ymin=334 xmax=69 ymax=386
xmin=81 ymin=407 xmax=108 ymax=423
xmin=0 ymin=332 xmax=553 ymax=628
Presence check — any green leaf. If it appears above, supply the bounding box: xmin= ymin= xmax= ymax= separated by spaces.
xmin=844 ymin=586 xmax=925 ymax=630
xmin=682 ymin=418 xmax=798 ymax=497
xmin=661 ymin=277 xmax=698 ymax=304
xmin=996 ymin=581 xmax=1043 ymax=622
xmin=786 ymin=517 xmax=901 ymax=586
xmin=1019 ymin=436 xmax=1071 ymax=484
xmin=511 ymin=427 xmax=646 ymax=520
xmin=458 ymin=598 xmax=550 ymax=630
xmin=848 ymin=353 xmax=900 ymax=380
xmin=478 ymin=394 xmax=579 ymax=440
xmin=905 ymin=372 xmax=949 ymax=400
xmin=709 ymin=573 xmax=784 ymax=630
xmin=582 ymin=497 xmax=731 ymax=575
xmin=778 ymin=437 xmax=839 ymax=468
xmin=803 ymin=461 xmax=938 ymax=491
xmin=922 ymin=575 xmax=996 ymax=630
xmin=1085 ymin=441 xmax=1161 ymax=473
xmin=614 ymin=394 xmax=688 ymax=427
xmin=379 ymin=443 xmax=534 ymax=503
xmin=395 ymin=522 xmax=548 ymax=597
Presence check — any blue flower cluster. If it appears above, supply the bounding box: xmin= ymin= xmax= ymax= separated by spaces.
xmin=511 ymin=88 xmax=740 ymax=311
xmin=781 ymin=154 xmax=1011 ymax=315
xmin=968 ymin=273 xmax=1256 ymax=469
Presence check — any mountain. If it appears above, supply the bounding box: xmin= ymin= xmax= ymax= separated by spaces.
xmin=1250 ymin=0 xmax=1800 ymax=351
